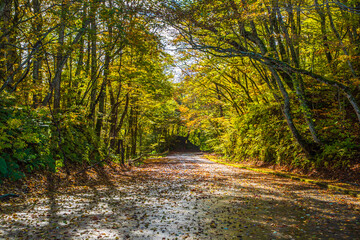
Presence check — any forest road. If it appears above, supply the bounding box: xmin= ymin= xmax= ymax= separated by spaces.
xmin=1 ymin=152 xmax=360 ymax=239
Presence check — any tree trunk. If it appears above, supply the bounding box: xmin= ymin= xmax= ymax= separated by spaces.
xmin=0 ymin=0 xmax=12 ymax=82
xmin=269 ymin=66 xmax=312 ymax=156
xmin=53 ymin=1 xmax=67 ymax=112
xmin=314 ymin=0 xmax=333 ymax=65
xmin=215 ymin=84 xmax=224 ymax=117
xmin=277 ymin=3 xmax=322 ymax=144
xmin=95 ymin=53 xmax=110 ymax=137
xmin=131 ymin=107 xmax=138 ymax=157
xmin=32 ymin=0 xmax=42 ymax=108
xmin=89 ymin=0 xmax=98 ymax=124
xmin=326 ymin=0 xmax=358 ymax=79
xmin=96 ymin=0 xmax=113 ymax=136
xmin=42 ymin=21 xmax=90 ymax=107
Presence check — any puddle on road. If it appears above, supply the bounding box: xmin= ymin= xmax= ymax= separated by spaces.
xmin=1 ymin=153 xmax=359 ymax=239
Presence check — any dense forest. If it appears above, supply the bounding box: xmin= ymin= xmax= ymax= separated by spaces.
xmin=1 ymin=0 xmax=360 ymax=182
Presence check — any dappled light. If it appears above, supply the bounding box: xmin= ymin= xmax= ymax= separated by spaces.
xmin=1 ymin=153 xmax=359 ymax=239
xmin=1 ymin=0 xmax=360 ymax=238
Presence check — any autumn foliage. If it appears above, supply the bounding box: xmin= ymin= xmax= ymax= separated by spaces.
xmin=1 ymin=0 xmax=360 ymax=182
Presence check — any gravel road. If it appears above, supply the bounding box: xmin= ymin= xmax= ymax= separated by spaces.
xmin=1 ymin=153 xmax=359 ymax=239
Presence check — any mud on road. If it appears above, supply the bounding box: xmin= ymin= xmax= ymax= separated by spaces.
xmin=1 ymin=153 xmax=360 ymax=239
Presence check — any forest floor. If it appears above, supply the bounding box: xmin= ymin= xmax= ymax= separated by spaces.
xmin=1 ymin=152 xmax=360 ymax=239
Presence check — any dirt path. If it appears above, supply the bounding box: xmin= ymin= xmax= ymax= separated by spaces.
xmin=1 ymin=153 xmax=360 ymax=239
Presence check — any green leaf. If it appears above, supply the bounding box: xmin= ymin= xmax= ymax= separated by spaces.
xmin=0 ymin=157 xmax=8 ymax=176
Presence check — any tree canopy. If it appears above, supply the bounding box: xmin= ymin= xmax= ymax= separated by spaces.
xmin=1 ymin=0 xmax=359 ymax=181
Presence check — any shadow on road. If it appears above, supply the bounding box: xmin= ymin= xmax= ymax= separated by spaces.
xmin=1 ymin=153 xmax=359 ymax=239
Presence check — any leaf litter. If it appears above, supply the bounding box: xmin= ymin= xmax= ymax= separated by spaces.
xmin=1 ymin=153 xmax=360 ymax=239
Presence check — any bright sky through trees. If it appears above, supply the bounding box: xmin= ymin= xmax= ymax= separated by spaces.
xmin=0 ymin=0 xmax=359 ymax=183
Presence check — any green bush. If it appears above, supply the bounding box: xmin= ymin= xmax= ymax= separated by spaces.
xmin=0 ymin=94 xmax=104 ymax=182
xmin=0 ymin=94 xmax=53 ymax=182
xmin=201 ymin=102 xmax=306 ymax=167
xmin=315 ymin=138 xmax=357 ymax=169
